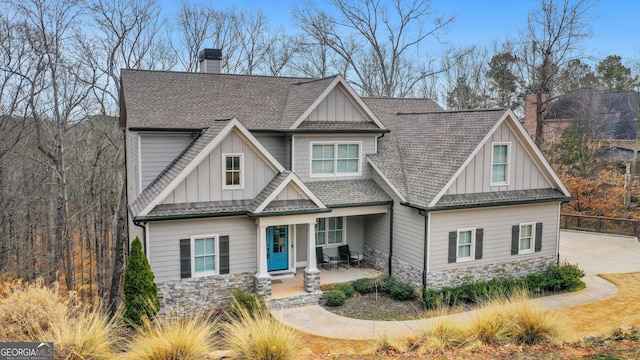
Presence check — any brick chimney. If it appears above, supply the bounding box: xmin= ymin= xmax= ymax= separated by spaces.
xmin=199 ymin=48 xmax=222 ymax=74
xmin=523 ymin=89 xmax=549 ymax=140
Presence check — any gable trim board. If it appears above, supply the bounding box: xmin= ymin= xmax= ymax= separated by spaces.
xmin=252 ymin=172 xmax=326 ymax=213
xmin=137 ymin=118 xmax=286 ymax=217
xmin=289 ymin=75 xmax=387 ymax=130
xmin=429 ymin=110 xmax=570 ymax=208
xmin=367 ymin=159 xmax=408 ymax=203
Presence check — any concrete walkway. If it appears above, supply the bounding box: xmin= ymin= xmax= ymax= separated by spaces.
xmin=272 ymin=231 xmax=640 ymax=340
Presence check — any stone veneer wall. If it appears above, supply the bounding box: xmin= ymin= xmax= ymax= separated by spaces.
xmin=363 ymin=245 xmax=389 ymax=274
xmin=157 ymin=272 xmax=255 ymax=318
xmin=365 ymin=245 xmax=556 ymax=291
xmin=427 ymin=255 xmax=557 ymax=289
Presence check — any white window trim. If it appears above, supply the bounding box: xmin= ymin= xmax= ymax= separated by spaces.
xmin=190 ymin=234 xmax=219 ymax=277
xmin=315 ymin=216 xmax=347 ymax=248
xmin=457 ymin=228 xmax=475 ymax=262
xmin=222 ymin=153 xmax=244 ymax=190
xmin=309 ymin=141 xmax=362 ymax=178
xmin=490 ymin=142 xmax=511 ymax=186
xmin=519 ymin=222 xmax=536 ymax=254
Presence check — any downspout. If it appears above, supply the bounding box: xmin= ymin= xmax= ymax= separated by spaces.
xmin=388 ymin=203 xmax=394 ymax=275
xmin=419 ymin=209 xmax=429 ymax=300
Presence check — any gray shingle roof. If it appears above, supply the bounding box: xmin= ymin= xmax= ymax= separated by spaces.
xmin=435 ymin=189 xmax=569 ymax=209
xmin=365 ymin=98 xmax=506 ymax=208
xmin=248 ymin=171 xmax=294 ymax=213
xmin=305 ymin=179 xmax=392 ymax=207
xmin=280 ymin=77 xmax=338 ymax=128
xmin=143 ymin=200 xmax=252 ymax=220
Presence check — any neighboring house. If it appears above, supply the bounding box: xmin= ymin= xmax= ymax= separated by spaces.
xmin=523 ymin=88 xmax=639 ymax=143
xmin=120 ymin=50 xmax=572 ymax=316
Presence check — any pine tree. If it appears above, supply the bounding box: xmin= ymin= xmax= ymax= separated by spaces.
xmin=123 ymin=236 xmax=160 ymax=325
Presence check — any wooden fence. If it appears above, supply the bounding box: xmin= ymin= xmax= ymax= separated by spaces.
xmin=560 ymin=214 xmax=640 ymax=237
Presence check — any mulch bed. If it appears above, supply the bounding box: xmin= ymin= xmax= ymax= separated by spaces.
xmin=320 ymin=291 xmax=427 ymax=320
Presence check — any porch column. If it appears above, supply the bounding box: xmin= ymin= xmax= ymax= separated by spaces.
xmin=255 ymin=224 xmax=271 ymax=299
xmin=304 ymin=219 xmax=320 ymax=293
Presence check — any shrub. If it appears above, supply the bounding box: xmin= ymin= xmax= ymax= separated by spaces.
xmin=324 ymin=289 xmax=347 ymax=306
xmin=388 ymin=281 xmax=415 ymax=301
xmin=123 ymin=237 xmax=160 ymax=326
xmin=0 ymin=278 xmax=68 ymax=342
xmin=333 ymin=283 xmax=355 ymax=298
xmin=228 ymin=288 xmax=265 ymax=320
xmin=353 ymin=276 xmax=388 ymax=294
xmin=223 ymin=303 xmax=299 ymax=360
xmin=124 ymin=315 xmax=218 ymax=360
xmin=49 ymin=308 xmax=122 ymax=360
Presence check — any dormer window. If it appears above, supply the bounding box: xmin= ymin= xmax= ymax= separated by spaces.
xmin=223 ymin=153 xmax=243 ymax=189
xmin=491 ymin=143 xmax=510 ymax=185
xmin=311 ymin=142 xmax=361 ymax=177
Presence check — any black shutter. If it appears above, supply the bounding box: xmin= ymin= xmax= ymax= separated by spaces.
xmin=475 ymin=228 xmax=483 ymax=260
xmin=180 ymin=239 xmax=191 ymax=279
xmin=448 ymin=231 xmax=457 ymax=263
xmin=511 ymin=225 xmax=519 ymax=255
xmin=535 ymin=223 xmax=543 ymax=252
xmin=219 ymin=235 xmax=230 ymax=274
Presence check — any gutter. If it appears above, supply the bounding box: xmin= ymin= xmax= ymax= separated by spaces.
xmin=134 ymin=208 xmax=332 ymax=222
xmin=401 ymin=196 xmax=574 ymax=212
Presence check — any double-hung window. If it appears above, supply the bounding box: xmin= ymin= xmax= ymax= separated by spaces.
xmin=457 ymin=228 xmax=475 ymax=261
xmin=519 ymin=223 xmax=535 ymax=254
xmin=223 ymin=154 xmax=243 ymax=189
xmin=315 ymin=217 xmax=344 ymax=247
xmin=491 ymin=143 xmax=510 ymax=185
xmin=311 ymin=142 xmax=360 ymax=176
xmin=191 ymin=235 xmax=218 ymax=275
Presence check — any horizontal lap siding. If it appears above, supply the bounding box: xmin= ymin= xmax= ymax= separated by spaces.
xmin=429 ymin=203 xmax=559 ymax=272
xmin=447 ymin=122 xmax=551 ymax=195
xmin=140 ymin=133 xmax=193 ymax=190
xmin=369 ymin=171 xmax=424 ymax=268
xmin=293 ymin=135 xmax=377 ymax=182
xmin=346 ymin=216 xmax=364 ymax=254
xmin=254 ymin=134 xmax=287 ymax=166
xmin=149 ymin=217 xmax=257 ymax=282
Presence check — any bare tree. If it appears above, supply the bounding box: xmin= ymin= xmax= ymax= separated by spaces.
xmin=517 ymin=0 xmax=595 ymax=146
xmin=172 ymin=0 xmax=217 ymax=72
xmin=294 ymin=0 xmax=454 ymax=97
xmin=443 ymin=46 xmax=491 ymax=110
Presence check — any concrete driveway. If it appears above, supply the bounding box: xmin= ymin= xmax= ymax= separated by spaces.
xmin=560 ymin=230 xmax=640 ymax=275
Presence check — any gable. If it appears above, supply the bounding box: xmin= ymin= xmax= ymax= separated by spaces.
xmin=275 ymin=183 xmax=308 ymax=201
xmin=162 ymin=130 xmax=278 ymax=204
xmin=304 ymin=86 xmax=369 ymax=123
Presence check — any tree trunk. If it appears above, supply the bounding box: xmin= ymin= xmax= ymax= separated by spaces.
xmin=108 ymin=180 xmax=128 ymax=315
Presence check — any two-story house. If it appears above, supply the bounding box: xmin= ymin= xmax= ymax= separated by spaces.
xmin=120 ymin=50 xmax=571 ymax=316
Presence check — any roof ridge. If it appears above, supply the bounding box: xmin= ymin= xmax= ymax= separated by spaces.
xmin=363 ymin=96 xmax=436 ymax=101
xmin=396 ymin=108 xmax=506 ymax=115
xmin=122 ymin=68 xmax=312 ymax=81
xmin=293 ymin=74 xmax=339 ymax=85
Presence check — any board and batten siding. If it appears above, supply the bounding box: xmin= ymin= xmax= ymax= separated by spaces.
xmin=367 ymin=171 xmax=424 ymax=269
xmin=139 ymin=132 xmax=194 ymax=191
xmin=275 ymin=184 xmax=306 ymax=201
xmin=162 ymin=131 xmax=278 ymax=204
xmin=149 ymin=217 xmax=257 ymax=282
xmin=446 ymin=122 xmax=551 ymax=195
xmin=253 ymin=134 xmax=287 ymax=167
xmin=428 ymin=202 xmax=559 ymax=272
xmin=304 ymin=86 xmax=368 ymax=123
xmin=293 ymin=134 xmax=378 ymax=182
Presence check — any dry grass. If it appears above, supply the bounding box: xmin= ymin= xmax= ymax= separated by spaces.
xmin=413 ymin=319 xmax=469 ymax=352
xmin=224 ymin=305 xmax=300 ymax=360
xmin=124 ymin=315 xmax=218 ymax=360
xmin=557 ymin=272 xmax=640 ymax=338
xmin=48 ymin=308 xmax=122 ymax=360
xmin=0 ymin=278 xmax=69 ymax=341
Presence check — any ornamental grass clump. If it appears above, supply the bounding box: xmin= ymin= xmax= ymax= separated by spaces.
xmin=49 ymin=307 xmax=123 ymax=360
xmin=223 ymin=300 xmax=299 ymax=360
xmin=124 ymin=315 xmax=218 ymax=360
xmin=0 ymin=278 xmax=68 ymax=342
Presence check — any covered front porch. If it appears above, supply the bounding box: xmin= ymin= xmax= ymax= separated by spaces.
xmin=271 ymin=266 xmax=382 ymax=299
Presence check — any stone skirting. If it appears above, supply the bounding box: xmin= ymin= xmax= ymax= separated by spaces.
xmin=427 ymin=255 xmax=557 ymax=289
xmin=304 ymin=269 xmax=320 ymax=292
xmin=157 ymin=272 xmax=255 ymax=318
xmin=255 ymin=275 xmax=272 ymax=299
xmin=363 ymin=245 xmax=389 ymax=274
xmin=391 ymin=257 xmax=423 ymax=288
xmin=267 ymin=292 xmax=321 ymax=310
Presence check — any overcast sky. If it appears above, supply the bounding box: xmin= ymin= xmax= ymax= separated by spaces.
xmin=174 ymin=0 xmax=639 ymax=65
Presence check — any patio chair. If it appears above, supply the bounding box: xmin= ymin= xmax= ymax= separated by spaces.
xmin=316 ymin=247 xmax=330 ymax=270
xmin=338 ymin=245 xmax=363 ymax=268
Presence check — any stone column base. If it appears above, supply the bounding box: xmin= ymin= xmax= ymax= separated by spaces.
xmin=304 ymin=268 xmax=320 ymax=293
xmin=254 ymin=274 xmax=272 ymax=299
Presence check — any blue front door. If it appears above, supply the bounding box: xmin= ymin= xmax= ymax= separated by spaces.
xmin=267 ymin=225 xmax=288 ymax=271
